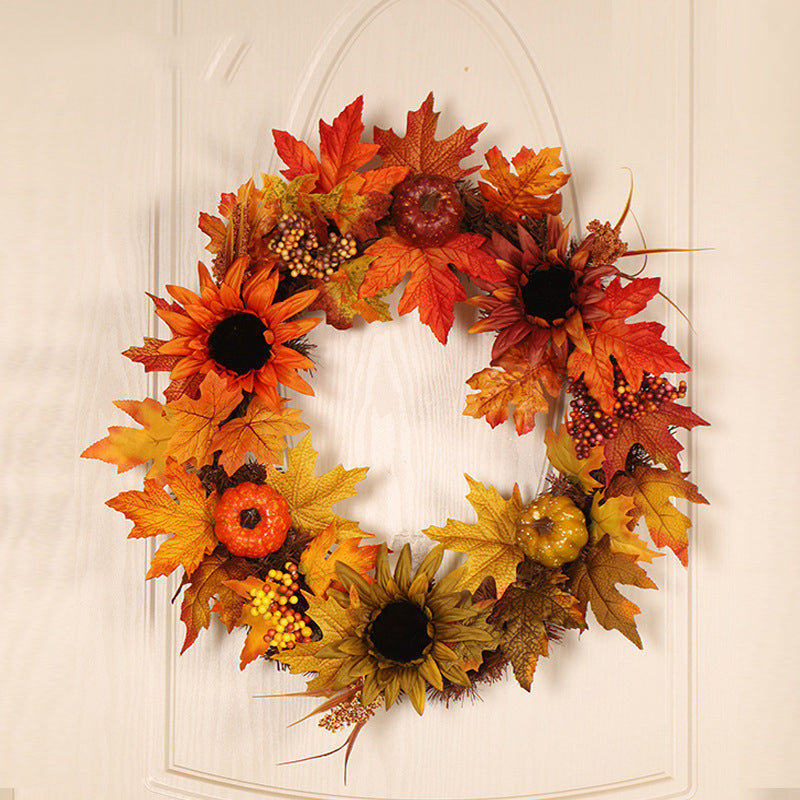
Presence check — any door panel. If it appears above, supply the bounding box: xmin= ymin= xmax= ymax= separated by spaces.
xmin=3 ymin=1 xmax=797 ymax=799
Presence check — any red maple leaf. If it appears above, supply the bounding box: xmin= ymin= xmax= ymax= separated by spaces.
xmin=602 ymin=400 xmax=710 ymax=482
xmin=373 ymin=92 xmax=486 ymax=181
xmin=360 ymin=232 xmax=504 ymax=343
xmin=273 ymin=95 xmax=405 ymax=194
xmin=567 ymin=278 xmax=689 ymax=413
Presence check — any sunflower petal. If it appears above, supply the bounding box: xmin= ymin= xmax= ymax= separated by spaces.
xmin=417 ymin=655 xmax=444 ymax=691
xmin=383 ymin=674 xmax=401 ymax=708
xmin=361 ymin=672 xmax=381 ymax=705
xmin=374 ymin=545 xmax=392 ymax=586
xmin=335 ymin=562 xmax=373 ymax=598
xmin=403 ymin=670 xmax=426 ymax=715
xmin=393 ymin=544 xmax=412 ymax=591
xmin=413 ymin=543 xmax=444 ymax=583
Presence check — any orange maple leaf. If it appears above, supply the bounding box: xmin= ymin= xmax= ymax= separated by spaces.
xmin=464 ymin=344 xmax=562 ymax=434
xmin=225 ymin=576 xmax=278 ymax=669
xmin=106 ymin=460 xmax=217 ymax=579
xmin=299 ymin=524 xmax=379 ymax=597
xmin=274 ymin=96 xmax=380 ymax=192
xmin=273 ymin=96 xmax=407 ymax=240
xmin=178 ymin=546 xmax=253 ymax=653
xmin=601 ymin=400 xmax=709 ymax=482
xmin=210 ymin=394 xmax=307 ymax=474
xmin=478 ymin=146 xmax=570 ymax=223
xmin=81 ymin=398 xmax=174 ymax=481
xmin=373 ymin=92 xmax=487 ymax=181
xmin=164 ymin=372 xmax=243 ymax=469
xmin=361 ymin=231 xmax=503 ymax=343
xmin=566 ymin=535 xmax=657 ymax=648
xmin=567 ymin=278 xmax=690 ymax=414
xmin=608 ymin=464 xmax=708 ymax=566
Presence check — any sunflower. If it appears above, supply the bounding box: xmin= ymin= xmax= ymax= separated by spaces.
xmin=315 ymin=544 xmax=499 ymax=714
xmin=468 ymin=215 xmax=619 ymax=367
xmin=156 ymin=256 xmax=320 ymax=410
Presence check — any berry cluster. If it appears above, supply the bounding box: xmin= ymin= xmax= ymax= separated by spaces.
xmin=247 ymin=561 xmax=315 ymax=652
xmin=267 ymin=212 xmax=358 ymax=280
xmin=567 ymin=365 xmax=687 ymax=458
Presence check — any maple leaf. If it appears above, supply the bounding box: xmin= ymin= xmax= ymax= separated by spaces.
xmin=209 ymin=394 xmax=306 ymax=474
xmin=360 ymin=231 xmax=503 ymax=344
xmin=373 ymin=92 xmax=487 ymax=181
xmin=608 ymin=464 xmax=708 ymax=566
xmin=122 ymin=336 xmax=179 ymax=374
xmin=478 ymin=146 xmax=570 ymax=223
xmin=601 ymin=400 xmax=710 ymax=482
xmin=306 ymin=176 xmax=399 ymax=241
xmin=274 ymin=96 xmax=379 ymax=192
xmin=272 ymin=589 xmax=360 ymax=690
xmin=164 ymin=372 xmax=243 ymax=469
xmin=310 ymin=254 xmax=393 ymax=329
xmin=263 ymin=434 xmax=368 ymax=541
xmin=490 ymin=571 xmax=585 ymax=690
xmin=178 ymin=546 xmax=253 ymax=653
xmin=299 ymin=524 xmax=379 ymax=597
xmin=567 ymin=278 xmax=690 ymax=414
xmin=566 ymin=535 xmax=656 ymax=648
xmin=589 ymin=492 xmax=660 ymax=563
xmin=81 ymin=398 xmax=174 ymax=481
xmin=544 ymin=424 xmax=604 ymax=493
xmin=106 ymin=460 xmax=217 ymax=579
xmin=463 ymin=344 xmax=562 ymax=434
xmin=198 ymin=178 xmax=282 ymax=279
xmin=273 ymin=97 xmax=407 ymax=240
xmin=424 ymin=476 xmax=525 ymax=594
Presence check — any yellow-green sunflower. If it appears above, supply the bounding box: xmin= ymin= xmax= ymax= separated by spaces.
xmin=310 ymin=543 xmax=499 ymax=715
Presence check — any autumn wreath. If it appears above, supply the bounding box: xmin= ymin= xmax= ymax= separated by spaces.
xmin=83 ymin=94 xmax=708 ymax=770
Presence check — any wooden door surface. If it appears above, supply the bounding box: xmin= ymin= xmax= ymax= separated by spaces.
xmin=2 ymin=1 xmax=798 ymax=799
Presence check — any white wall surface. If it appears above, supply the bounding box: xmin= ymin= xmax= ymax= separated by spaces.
xmin=1 ymin=1 xmax=798 ymax=799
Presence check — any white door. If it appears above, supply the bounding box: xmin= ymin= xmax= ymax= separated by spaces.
xmin=2 ymin=1 xmax=798 ymax=799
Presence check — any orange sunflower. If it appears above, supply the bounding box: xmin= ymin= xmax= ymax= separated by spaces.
xmin=156 ymin=256 xmax=320 ymax=410
xmin=468 ymin=216 xmax=618 ymax=368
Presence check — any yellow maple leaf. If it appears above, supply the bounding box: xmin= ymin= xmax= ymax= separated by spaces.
xmin=299 ymin=524 xmax=379 ymax=597
xmin=106 ymin=460 xmax=217 ymax=579
xmin=609 ymin=465 xmax=708 ymax=566
xmin=81 ymin=398 xmax=175 ymax=481
xmin=164 ymin=372 xmax=243 ymax=468
xmin=263 ymin=434 xmax=368 ymax=540
xmin=424 ymin=475 xmax=524 ymax=594
xmin=210 ymin=395 xmax=307 ymax=474
xmin=589 ymin=492 xmax=661 ymax=563
xmin=544 ymin=424 xmax=604 ymax=493
xmin=272 ymin=588 xmax=360 ymax=691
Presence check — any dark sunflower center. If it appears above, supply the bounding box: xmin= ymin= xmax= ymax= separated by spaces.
xmin=520 ymin=267 xmax=574 ymax=323
xmin=207 ymin=312 xmax=271 ymax=375
xmin=369 ymin=601 xmax=431 ymax=663
xmin=239 ymin=508 xmax=262 ymax=529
